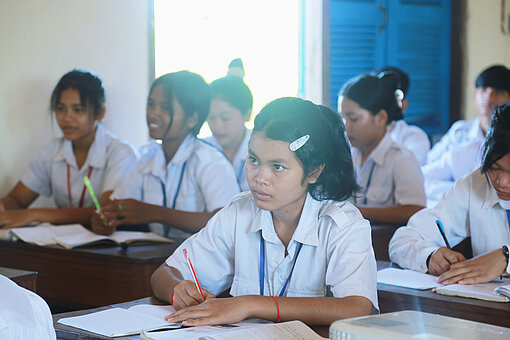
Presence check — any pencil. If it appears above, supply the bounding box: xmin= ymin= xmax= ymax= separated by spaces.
xmin=435 ymin=219 xmax=451 ymax=249
xmin=183 ymin=248 xmax=205 ymax=299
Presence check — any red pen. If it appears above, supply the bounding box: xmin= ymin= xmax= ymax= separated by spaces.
xmin=183 ymin=248 xmax=205 ymax=299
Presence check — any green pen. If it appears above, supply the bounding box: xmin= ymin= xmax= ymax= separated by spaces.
xmin=84 ymin=176 xmax=107 ymax=226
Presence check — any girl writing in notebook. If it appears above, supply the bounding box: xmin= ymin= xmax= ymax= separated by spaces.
xmin=151 ymin=97 xmax=378 ymax=326
xmin=92 ymin=71 xmax=239 ymax=238
xmin=204 ymin=76 xmax=253 ymax=191
xmin=0 ymin=69 xmax=136 ymax=228
xmin=338 ymin=73 xmax=426 ymax=225
xmin=389 ymin=103 xmax=510 ymax=284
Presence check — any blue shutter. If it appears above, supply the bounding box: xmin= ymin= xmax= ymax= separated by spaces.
xmin=386 ymin=0 xmax=451 ymax=135
xmin=329 ymin=0 xmax=387 ymax=110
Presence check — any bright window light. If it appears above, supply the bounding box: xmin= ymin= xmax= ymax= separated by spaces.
xmin=154 ymin=0 xmax=300 ymax=137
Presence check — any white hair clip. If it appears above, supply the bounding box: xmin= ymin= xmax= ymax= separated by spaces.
xmin=289 ymin=135 xmax=310 ymax=152
xmin=395 ymin=89 xmax=404 ymax=108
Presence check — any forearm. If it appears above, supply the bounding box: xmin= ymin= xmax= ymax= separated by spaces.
xmin=358 ymin=205 xmax=423 ymax=225
xmin=1 ymin=196 xmax=25 ymax=210
xmin=30 ymin=207 xmax=95 ymax=227
xmin=149 ymin=204 xmax=218 ymax=233
xmin=244 ymin=295 xmax=372 ymax=326
xmin=151 ymin=264 xmax=183 ymax=303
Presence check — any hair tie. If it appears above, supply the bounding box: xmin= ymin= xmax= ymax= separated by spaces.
xmin=395 ymin=89 xmax=404 ymax=108
xmin=289 ymin=135 xmax=309 ymax=152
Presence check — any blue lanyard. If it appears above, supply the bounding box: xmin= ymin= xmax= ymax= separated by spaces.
xmin=259 ymin=233 xmax=303 ymax=297
xmin=357 ymin=161 xmax=376 ymax=205
xmin=160 ymin=161 xmax=188 ymax=236
xmin=507 ymin=210 xmax=510 ymax=231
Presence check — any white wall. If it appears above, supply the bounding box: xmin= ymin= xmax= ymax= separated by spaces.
xmin=463 ymin=0 xmax=510 ymax=119
xmin=0 ymin=0 xmax=150 ymax=197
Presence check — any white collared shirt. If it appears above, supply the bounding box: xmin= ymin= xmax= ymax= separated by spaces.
xmin=165 ymin=192 xmax=378 ymax=309
xmin=20 ymin=123 xmax=137 ymax=208
xmin=203 ymin=128 xmax=251 ymax=192
xmin=427 ymin=118 xmax=484 ymax=164
xmin=389 ymin=169 xmax=510 ymax=274
xmin=114 ymin=135 xmax=240 ymax=238
xmin=351 ymin=132 xmax=426 ymax=207
xmin=389 ymin=120 xmax=431 ymax=166
xmin=422 ymin=140 xmax=483 ymax=207
xmin=0 ymin=275 xmax=56 ymax=339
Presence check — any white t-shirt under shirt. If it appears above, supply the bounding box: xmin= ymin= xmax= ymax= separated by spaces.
xmin=389 ymin=119 xmax=430 ymax=166
xmin=165 ymin=192 xmax=378 ymax=309
xmin=389 ymin=169 xmax=510 ymax=274
xmin=351 ymin=132 xmax=426 ymax=208
xmin=203 ymin=128 xmax=251 ymax=192
xmin=114 ymin=135 xmax=240 ymax=238
xmin=20 ymin=123 xmax=136 ymax=208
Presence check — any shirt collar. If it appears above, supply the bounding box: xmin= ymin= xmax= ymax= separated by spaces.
xmin=369 ymin=132 xmax=393 ymax=166
xmin=468 ymin=117 xmax=484 ymax=140
xmin=482 ymin=172 xmax=501 ymax=209
xmin=249 ymin=193 xmax=321 ymax=247
xmin=232 ymin=128 xmax=251 ymax=166
xmin=140 ymin=134 xmax=196 ymax=180
xmin=53 ymin=123 xmax=107 ymax=170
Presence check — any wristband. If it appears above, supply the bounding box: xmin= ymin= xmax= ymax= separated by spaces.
xmin=170 ymin=292 xmax=174 ymax=306
xmin=272 ymin=295 xmax=281 ymax=323
xmin=503 ymin=246 xmax=509 ymax=264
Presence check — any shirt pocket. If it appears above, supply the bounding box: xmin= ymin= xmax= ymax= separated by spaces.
xmin=366 ymin=182 xmax=393 ymax=206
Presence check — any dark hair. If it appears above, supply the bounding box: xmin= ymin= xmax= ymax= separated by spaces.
xmin=476 ymin=65 xmax=510 ymax=94
xmin=252 ymin=97 xmax=358 ymax=201
xmin=377 ymin=66 xmax=410 ymax=96
xmin=149 ymin=70 xmax=210 ymax=136
xmin=209 ymin=76 xmax=253 ymax=116
xmin=339 ymin=73 xmax=404 ymax=123
xmin=50 ymin=69 xmax=105 ymax=117
xmin=482 ymin=103 xmax=510 ymax=173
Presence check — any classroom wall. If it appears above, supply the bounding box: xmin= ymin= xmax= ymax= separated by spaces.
xmin=463 ymin=0 xmax=510 ymax=119
xmin=0 ymin=0 xmax=150 ymax=198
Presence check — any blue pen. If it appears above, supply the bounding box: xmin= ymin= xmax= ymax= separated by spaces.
xmin=435 ymin=219 xmax=451 ymax=249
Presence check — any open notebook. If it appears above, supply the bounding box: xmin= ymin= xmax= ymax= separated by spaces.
xmin=378 ymin=267 xmax=510 ymax=302
xmin=8 ymin=223 xmax=172 ymax=249
xmin=58 ymin=304 xmax=180 ymax=337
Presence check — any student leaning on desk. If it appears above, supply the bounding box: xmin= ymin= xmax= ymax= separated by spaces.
xmin=389 ymin=103 xmax=510 ymax=285
xmin=151 ymin=97 xmax=378 ymax=327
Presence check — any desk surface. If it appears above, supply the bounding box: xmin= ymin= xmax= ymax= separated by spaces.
xmin=377 ymin=261 xmax=510 ymax=328
xmin=53 ymin=297 xmax=330 ymax=340
xmin=0 ymin=265 xmax=38 ymax=292
xmin=0 ymin=239 xmax=184 ymax=311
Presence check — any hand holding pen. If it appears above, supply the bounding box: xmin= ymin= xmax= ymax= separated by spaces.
xmin=427 ymin=219 xmax=466 ymax=276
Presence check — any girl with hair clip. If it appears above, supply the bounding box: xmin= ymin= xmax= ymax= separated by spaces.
xmin=389 ymin=103 xmax=510 ymax=284
xmin=151 ymin=97 xmax=378 ymax=326
xmin=338 ymin=73 xmax=426 ymax=225
xmin=91 ymin=71 xmax=240 ymax=238
xmin=204 ymin=75 xmax=253 ymax=191
xmin=0 ymin=69 xmax=136 ymax=228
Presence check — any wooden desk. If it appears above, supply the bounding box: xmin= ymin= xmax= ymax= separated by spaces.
xmin=0 ymin=266 xmax=37 ymax=292
xmin=53 ymin=297 xmax=329 ymax=340
xmin=377 ymin=261 xmax=510 ymax=328
xmin=0 ymin=239 xmax=183 ymax=311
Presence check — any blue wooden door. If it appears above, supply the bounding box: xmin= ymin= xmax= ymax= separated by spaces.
xmin=329 ymin=0 xmax=451 ymax=136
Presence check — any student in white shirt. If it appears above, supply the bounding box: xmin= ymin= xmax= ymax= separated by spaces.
xmin=92 ymin=71 xmax=239 ymax=238
xmin=204 ymin=76 xmax=253 ymax=191
xmin=0 ymin=275 xmax=56 ymax=340
xmin=0 ymin=70 xmax=136 ymax=229
xmin=376 ymin=66 xmax=430 ymax=166
xmin=427 ymin=65 xmax=510 ymax=164
xmin=338 ymin=73 xmax=426 ymax=225
xmin=389 ymin=103 xmax=510 ymax=284
xmin=151 ymin=97 xmax=377 ymax=326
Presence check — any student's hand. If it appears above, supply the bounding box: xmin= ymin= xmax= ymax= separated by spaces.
xmin=100 ymin=199 xmax=150 ymax=228
xmin=165 ymin=296 xmax=250 ymax=326
xmin=0 ymin=209 xmax=36 ymax=229
xmin=437 ymin=249 xmax=508 ymax=285
xmin=428 ymin=247 xmax=466 ymax=276
xmin=171 ymin=280 xmax=215 ymax=311
xmin=91 ymin=210 xmax=116 ymax=235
